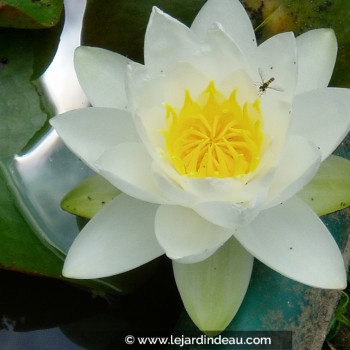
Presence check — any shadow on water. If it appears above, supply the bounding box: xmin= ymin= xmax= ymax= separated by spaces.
xmin=0 ymin=257 xmax=182 ymax=349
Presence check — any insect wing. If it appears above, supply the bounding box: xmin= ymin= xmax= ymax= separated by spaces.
xmin=258 ymin=67 xmax=266 ymax=83
xmin=257 ymin=68 xmax=284 ymax=94
xmin=267 ymin=83 xmax=284 ymax=92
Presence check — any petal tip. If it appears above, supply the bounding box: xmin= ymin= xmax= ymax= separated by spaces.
xmin=318 ymin=28 xmax=337 ymax=48
xmin=74 ymin=45 xmax=94 ymax=60
xmin=313 ymin=266 xmax=347 ymax=290
xmin=62 ymin=264 xmax=81 ymax=279
xmin=62 ymin=259 xmax=107 ymax=280
xmin=49 ymin=116 xmax=56 ymax=127
xmin=151 ymin=6 xmax=163 ymax=16
xmin=334 ymin=272 xmax=347 ymax=290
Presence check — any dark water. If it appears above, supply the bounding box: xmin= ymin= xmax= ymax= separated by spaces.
xmin=0 ymin=258 xmax=182 ymax=349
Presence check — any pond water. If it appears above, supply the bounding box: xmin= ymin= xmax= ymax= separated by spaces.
xmin=0 ymin=260 xmax=182 ymax=349
xmin=0 ymin=1 xmax=181 ymax=348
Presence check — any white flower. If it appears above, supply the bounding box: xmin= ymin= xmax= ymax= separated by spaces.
xmin=51 ymin=0 xmax=350 ymax=330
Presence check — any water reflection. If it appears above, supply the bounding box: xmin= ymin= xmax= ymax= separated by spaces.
xmin=42 ymin=0 xmax=89 ymax=114
xmin=1 ymin=1 xmax=182 ymax=349
xmin=4 ymin=0 xmax=92 ymax=254
xmin=5 ymin=130 xmax=92 ymax=254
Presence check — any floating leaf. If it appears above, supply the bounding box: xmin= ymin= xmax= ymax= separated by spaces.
xmin=0 ymin=163 xmax=64 ymax=277
xmin=0 ymin=0 xmax=63 ymax=29
xmin=298 ymin=155 xmax=350 ymax=216
xmin=173 ymin=237 xmax=253 ymax=335
xmin=61 ymin=175 xmax=121 ymax=219
xmin=0 ymin=23 xmax=62 ymax=157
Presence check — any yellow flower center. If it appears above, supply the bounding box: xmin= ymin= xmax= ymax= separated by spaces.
xmin=163 ymin=81 xmax=264 ymax=178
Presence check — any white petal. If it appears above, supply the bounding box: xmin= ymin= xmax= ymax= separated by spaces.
xmin=128 ymin=62 xmax=209 ymax=156
xmin=234 ymin=196 xmax=346 ymax=289
xmin=254 ymin=32 xmax=297 ymax=103
xmin=296 ymin=29 xmax=337 ymax=94
xmin=128 ymin=61 xmax=208 ymax=123
xmin=126 ymin=62 xmax=164 ymax=110
xmin=193 ymin=200 xmax=262 ymax=229
xmin=265 ymin=135 xmax=321 ymax=208
xmin=253 ymin=99 xmax=292 ymax=182
xmin=155 ymin=205 xmax=232 ymax=263
xmin=184 ymin=172 xmax=269 ymax=204
xmin=144 ymin=7 xmax=200 ymax=75
xmin=218 ymin=69 xmax=259 ymax=104
xmin=152 ymin=164 xmax=199 ymax=207
xmin=260 ymin=98 xmax=291 ymax=150
xmin=75 ymin=46 xmax=130 ymax=109
xmin=173 ymin=237 xmax=253 ymax=333
xmin=191 ymin=0 xmax=257 ymax=61
xmin=50 ymin=107 xmax=138 ymax=171
xmin=189 ymin=25 xmax=248 ymax=82
xmin=96 ymin=142 xmax=169 ymax=204
xmin=290 ymin=87 xmax=350 ymax=160
xmin=63 ymin=194 xmax=164 ymax=278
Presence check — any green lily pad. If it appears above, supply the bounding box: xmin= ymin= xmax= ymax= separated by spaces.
xmin=0 ymin=30 xmax=45 ymax=157
xmin=0 ymin=163 xmax=64 ymax=277
xmin=0 ymin=0 xmax=63 ymax=29
xmin=298 ymin=155 xmax=350 ymax=216
xmin=0 ymin=22 xmax=62 ymax=158
xmin=61 ymin=175 xmax=121 ymax=219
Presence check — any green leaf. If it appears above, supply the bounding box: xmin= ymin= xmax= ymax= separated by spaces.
xmin=0 ymin=0 xmax=63 ymax=29
xmin=0 ymin=24 xmax=62 ymax=157
xmin=61 ymin=175 xmax=121 ymax=219
xmin=298 ymin=155 xmax=350 ymax=216
xmin=172 ymin=237 xmax=253 ymax=335
xmin=0 ymin=163 xmax=64 ymax=277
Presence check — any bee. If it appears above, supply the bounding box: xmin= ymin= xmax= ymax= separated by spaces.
xmin=257 ymin=68 xmax=283 ymax=96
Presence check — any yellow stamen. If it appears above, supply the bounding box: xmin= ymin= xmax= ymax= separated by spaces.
xmin=162 ymin=81 xmax=264 ymax=178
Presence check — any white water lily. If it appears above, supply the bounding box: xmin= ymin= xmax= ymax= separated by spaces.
xmin=51 ymin=0 xmax=350 ymax=332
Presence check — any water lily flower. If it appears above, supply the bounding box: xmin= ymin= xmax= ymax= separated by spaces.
xmin=51 ymin=0 xmax=350 ymax=332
